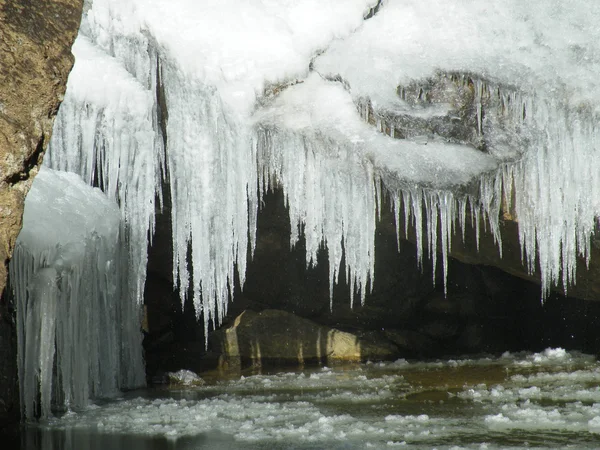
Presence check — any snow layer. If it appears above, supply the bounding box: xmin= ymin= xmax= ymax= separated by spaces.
xmin=10 ymin=168 xmax=145 ymax=420
xmin=315 ymin=0 xmax=600 ymax=297
xmin=315 ymin=0 xmax=600 ymax=113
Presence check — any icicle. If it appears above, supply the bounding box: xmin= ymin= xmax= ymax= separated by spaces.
xmin=412 ymin=189 xmax=425 ymax=270
xmin=474 ymin=79 xmax=483 ymax=135
xmin=459 ymin=197 xmax=467 ymax=243
xmin=393 ymin=193 xmax=402 ymax=251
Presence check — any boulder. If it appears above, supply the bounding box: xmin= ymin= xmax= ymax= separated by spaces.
xmin=209 ymin=309 xmax=399 ymax=370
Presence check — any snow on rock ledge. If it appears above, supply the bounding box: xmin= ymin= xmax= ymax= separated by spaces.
xmin=9 ymin=167 xmax=145 ymax=420
xmin=315 ymin=0 xmax=600 ymax=298
xmin=254 ymin=74 xmax=499 ymax=303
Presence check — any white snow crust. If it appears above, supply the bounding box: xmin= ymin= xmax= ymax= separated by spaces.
xmin=10 ymin=168 xmax=145 ymax=420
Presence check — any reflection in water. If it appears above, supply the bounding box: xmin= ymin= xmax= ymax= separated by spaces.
xmin=15 ymin=349 xmax=600 ymax=449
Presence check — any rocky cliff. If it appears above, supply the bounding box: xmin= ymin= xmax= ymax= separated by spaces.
xmin=0 ymin=0 xmax=83 ymax=425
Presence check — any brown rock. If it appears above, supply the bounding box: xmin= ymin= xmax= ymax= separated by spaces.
xmin=0 ymin=0 xmax=82 ymax=296
xmin=209 ymin=309 xmax=399 ymax=370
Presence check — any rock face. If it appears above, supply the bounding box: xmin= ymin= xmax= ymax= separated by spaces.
xmin=0 ymin=0 xmax=83 ymax=425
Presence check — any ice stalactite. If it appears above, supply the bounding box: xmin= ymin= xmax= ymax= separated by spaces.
xmin=254 ymin=74 xmax=499 ymax=301
xmin=46 ymin=35 xmax=164 ymax=309
xmin=10 ymin=168 xmax=144 ymax=421
xmin=47 ymin=0 xmax=379 ymax=339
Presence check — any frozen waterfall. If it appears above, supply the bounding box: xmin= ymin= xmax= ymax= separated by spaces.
xmin=41 ymin=0 xmax=600 ymax=352
xmin=10 ymin=168 xmax=145 ymax=420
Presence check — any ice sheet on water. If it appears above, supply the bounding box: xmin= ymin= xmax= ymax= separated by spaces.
xmin=9 ymin=168 xmax=145 ymax=420
xmin=32 ymin=351 xmax=600 ymax=448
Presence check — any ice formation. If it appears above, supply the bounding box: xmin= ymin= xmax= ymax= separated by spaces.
xmin=254 ymin=73 xmax=498 ymax=302
xmin=45 ymin=0 xmax=600 ymax=349
xmin=9 ymin=168 xmax=145 ymax=420
xmin=46 ymin=34 xmax=164 ymax=311
xmin=315 ymin=0 xmax=600 ymax=297
xmin=47 ymin=0 xmax=381 ymax=336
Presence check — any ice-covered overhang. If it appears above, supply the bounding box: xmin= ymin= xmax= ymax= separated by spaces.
xmin=45 ymin=0 xmax=600 ymax=341
xmin=254 ymin=74 xmax=499 ymax=190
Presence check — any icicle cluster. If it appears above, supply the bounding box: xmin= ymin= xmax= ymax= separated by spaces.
xmin=254 ymin=74 xmax=499 ymax=300
xmin=43 ymin=0 xmax=600 ymax=360
xmin=161 ymin=61 xmax=258 ymax=334
xmin=47 ymin=0 xmax=378 ymax=338
xmin=255 ymin=127 xmax=377 ymax=307
xmin=491 ymin=97 xmax=600 ymax=298
xmin=10 ymin=168 xmax=145 ymax=421
xmin=45 ymin=35 xmax=164 ymax=308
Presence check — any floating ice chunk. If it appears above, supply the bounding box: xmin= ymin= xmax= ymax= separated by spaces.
xmin=167 ymin=370 xmax=206 ymax=386
xmin=10 ymin=168 xmax=145 ymax=421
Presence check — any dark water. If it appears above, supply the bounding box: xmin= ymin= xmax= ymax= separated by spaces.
xmin=9 ymin=348 xmax=600 ymax=449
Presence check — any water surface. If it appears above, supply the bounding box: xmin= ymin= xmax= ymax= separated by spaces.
xmin=19 ymin=348 xmax=600 ymax=449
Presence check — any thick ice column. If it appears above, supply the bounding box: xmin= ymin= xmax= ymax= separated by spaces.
xmin=10 ymin=168 xmax=145 ymax=421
